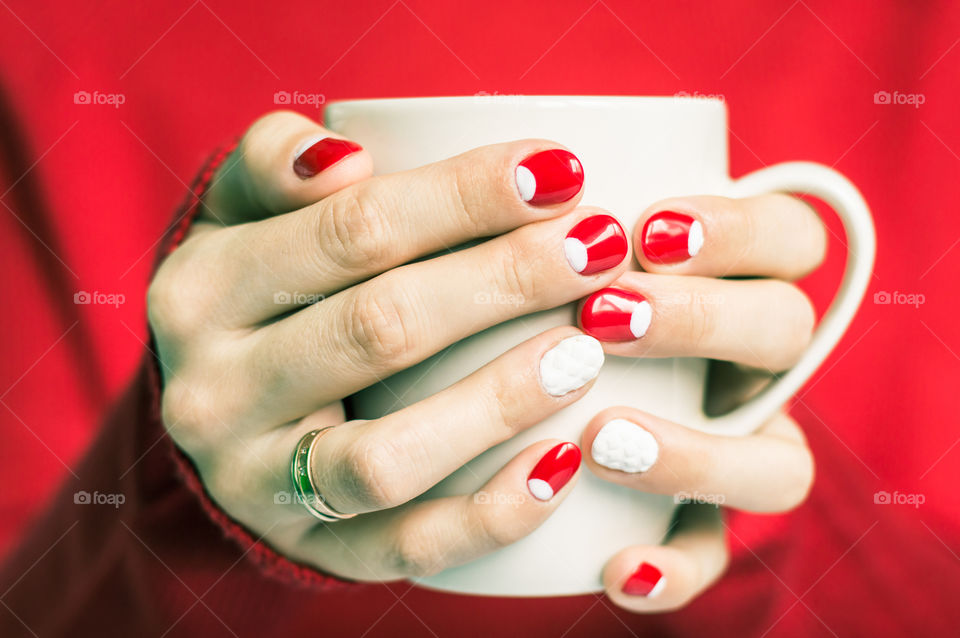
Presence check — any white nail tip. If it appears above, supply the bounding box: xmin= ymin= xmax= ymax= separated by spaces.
xmin=293 ymin=134 xmax=325 ymax=160
xmin=563 ymin=237 xmax=588 ymax=273
xmin=539 ymin=335 xmax=605 ymax=397
xmin=516 ymin=165 xmax=537 ymax=202
xmin=687 ymin=220 xmax=704 ymax=257
xmin=527 ymin=478 xmax=554 ymax=501
xmin=629 ymin=301 xmax=653 ymax=338
xmin=647 ymin=576 xmax=667 ymax=598
xmin=591 ymin=419 xmax=659 ymax=473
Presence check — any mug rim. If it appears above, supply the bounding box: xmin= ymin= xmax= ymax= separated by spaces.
xmin=326 ymin=94 xmax=726 ymax=112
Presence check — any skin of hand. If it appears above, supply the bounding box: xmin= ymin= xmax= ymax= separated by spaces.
xmin=148 ymin=111 xmax=823 ymax=612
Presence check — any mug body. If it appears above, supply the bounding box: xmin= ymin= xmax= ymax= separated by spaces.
xmin=325 ymin=96 xmax=731 ymax=596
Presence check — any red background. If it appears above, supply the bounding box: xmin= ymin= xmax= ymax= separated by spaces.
xmin=1 ymin=1 xmax=958 ymax=636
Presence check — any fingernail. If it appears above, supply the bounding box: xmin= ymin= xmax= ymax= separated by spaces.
xmin=591 ymin=419 xmax=659 ymax=473
xmin=527 ymin=442 xmax=581 ymax=501
xmin=516 ymin=149 xmax=584 ymax=205
xmin=641 ymin=211 xmax=703 ymax=263
xmin=580 ymin=288 xmax=652 ymax=342
xmin=293 ymin=137 xmax=363 ymax=178
xmin=564 ymin=214 xmax=628 ymax=275
xmin=539 ymin=334 xmax=604 ymax=397
xmin=623 ymin=562 xmax=666 ymax=597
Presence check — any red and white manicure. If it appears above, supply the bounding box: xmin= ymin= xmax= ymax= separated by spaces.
xmin=623 ymin=562 xmax=666 ymax=597
xmin=564 ymin=215 xmax=628 ymax=275
xmin=527 ymin=442 xmax=581 ymax=501
xmin=641 ymin=211 xmax=704 ymax=263
xmin=580 ymin=288 xmax=652 ymax=342
xmin=516 ymin=149 xmax=584 ymax=206
xmin=294 ymin=137 xmax=363 ymax=178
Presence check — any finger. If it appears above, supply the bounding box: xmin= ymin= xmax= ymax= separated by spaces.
xmin=246 ymin=209 xmax=625 ymax=422
xmin=603 ymin=504 xmax=728 ymax=613
xmin=309 ymin=328 xmax=602 ymax=514
xmin=582 ymin=408 xmax=814 ymax=513
xmin=213 ymin=141 xmax=585 ymax=325
xmin=635 ymin=193 xmax=827 ymax=280
xmin=579 ymin=271 xmax=816 ymax=371
xmin=297 ymin=438 xmax=582 ymax=581
xmin=201 ymin=110 xmax=373 ymax=225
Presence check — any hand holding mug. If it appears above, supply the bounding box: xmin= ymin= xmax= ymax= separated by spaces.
xmin=149 ymin=105 xmax=859 ymax=612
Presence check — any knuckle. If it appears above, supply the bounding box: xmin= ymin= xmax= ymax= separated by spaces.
xmin=392 ymin=526 xmax=443 ymax=578
xmin=322 ymin=188 xmax=392 ymax=272
xmin=492 ymin=236 xmax=539 ymax=305
xmin=160 ymin=379 xmax=220 ymax=455
xmin=146 ymin=242 xmax=219 ymax=338
xmin=683 ymin=288 xmax=716 ymax=352
xmin=146 ymin=270 xmax=177 ymax=333
xmin=474 ymin=500 xmax=527 ymax=549
xmin=338 ymin=435 xmax=409 ymax=510
xmin=347 ymin=286 xmax=420 ymax=367
xmin=447 ymin=159 xmax=486 ymax=234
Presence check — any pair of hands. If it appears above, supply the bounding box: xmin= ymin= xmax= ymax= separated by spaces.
xmin=149 ymin=111 xmax=822 ymax=612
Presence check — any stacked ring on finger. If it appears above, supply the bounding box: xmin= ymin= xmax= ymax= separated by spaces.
xmin=291 ymin=428 xmax=358 ymax=522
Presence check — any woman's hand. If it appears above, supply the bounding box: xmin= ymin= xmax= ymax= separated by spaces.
xmin=578 ymin=194 xmax=825 ymax=611
xmin=149 ymin=111 xmax=631 ymax=580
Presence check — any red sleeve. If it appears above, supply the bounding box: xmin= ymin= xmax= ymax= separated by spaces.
xmin=149 ymin=141 xmax=356 ymax=590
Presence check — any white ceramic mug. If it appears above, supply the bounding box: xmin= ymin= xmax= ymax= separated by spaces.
xmin=324 ymin=96 xmax=876 ymax=596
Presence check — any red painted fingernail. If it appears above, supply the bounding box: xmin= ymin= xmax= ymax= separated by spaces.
xmin=580 ymin=288 xmax=652 ymax=342
xmin=623 ymin=562 xmax=665 ymax=597
xmin=516 ymin=149 xmax=584 ymax=205
xmin=527 ymin=442 xmax=581 ymax=501
xmin=641 ymin=211 xmax=703 ymax=263
xmin=564 ymin=214 xmax=628 ymax=275
xmin=294 ymin=137 xmax=363 ymax=178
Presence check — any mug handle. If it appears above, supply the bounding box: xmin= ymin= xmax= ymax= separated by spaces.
xmin=697 ymin=162 xmax=876 ymax=436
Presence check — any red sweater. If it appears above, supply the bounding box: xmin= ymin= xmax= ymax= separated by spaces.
xmin=1 ymin=1 xmax=959 ymax=636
